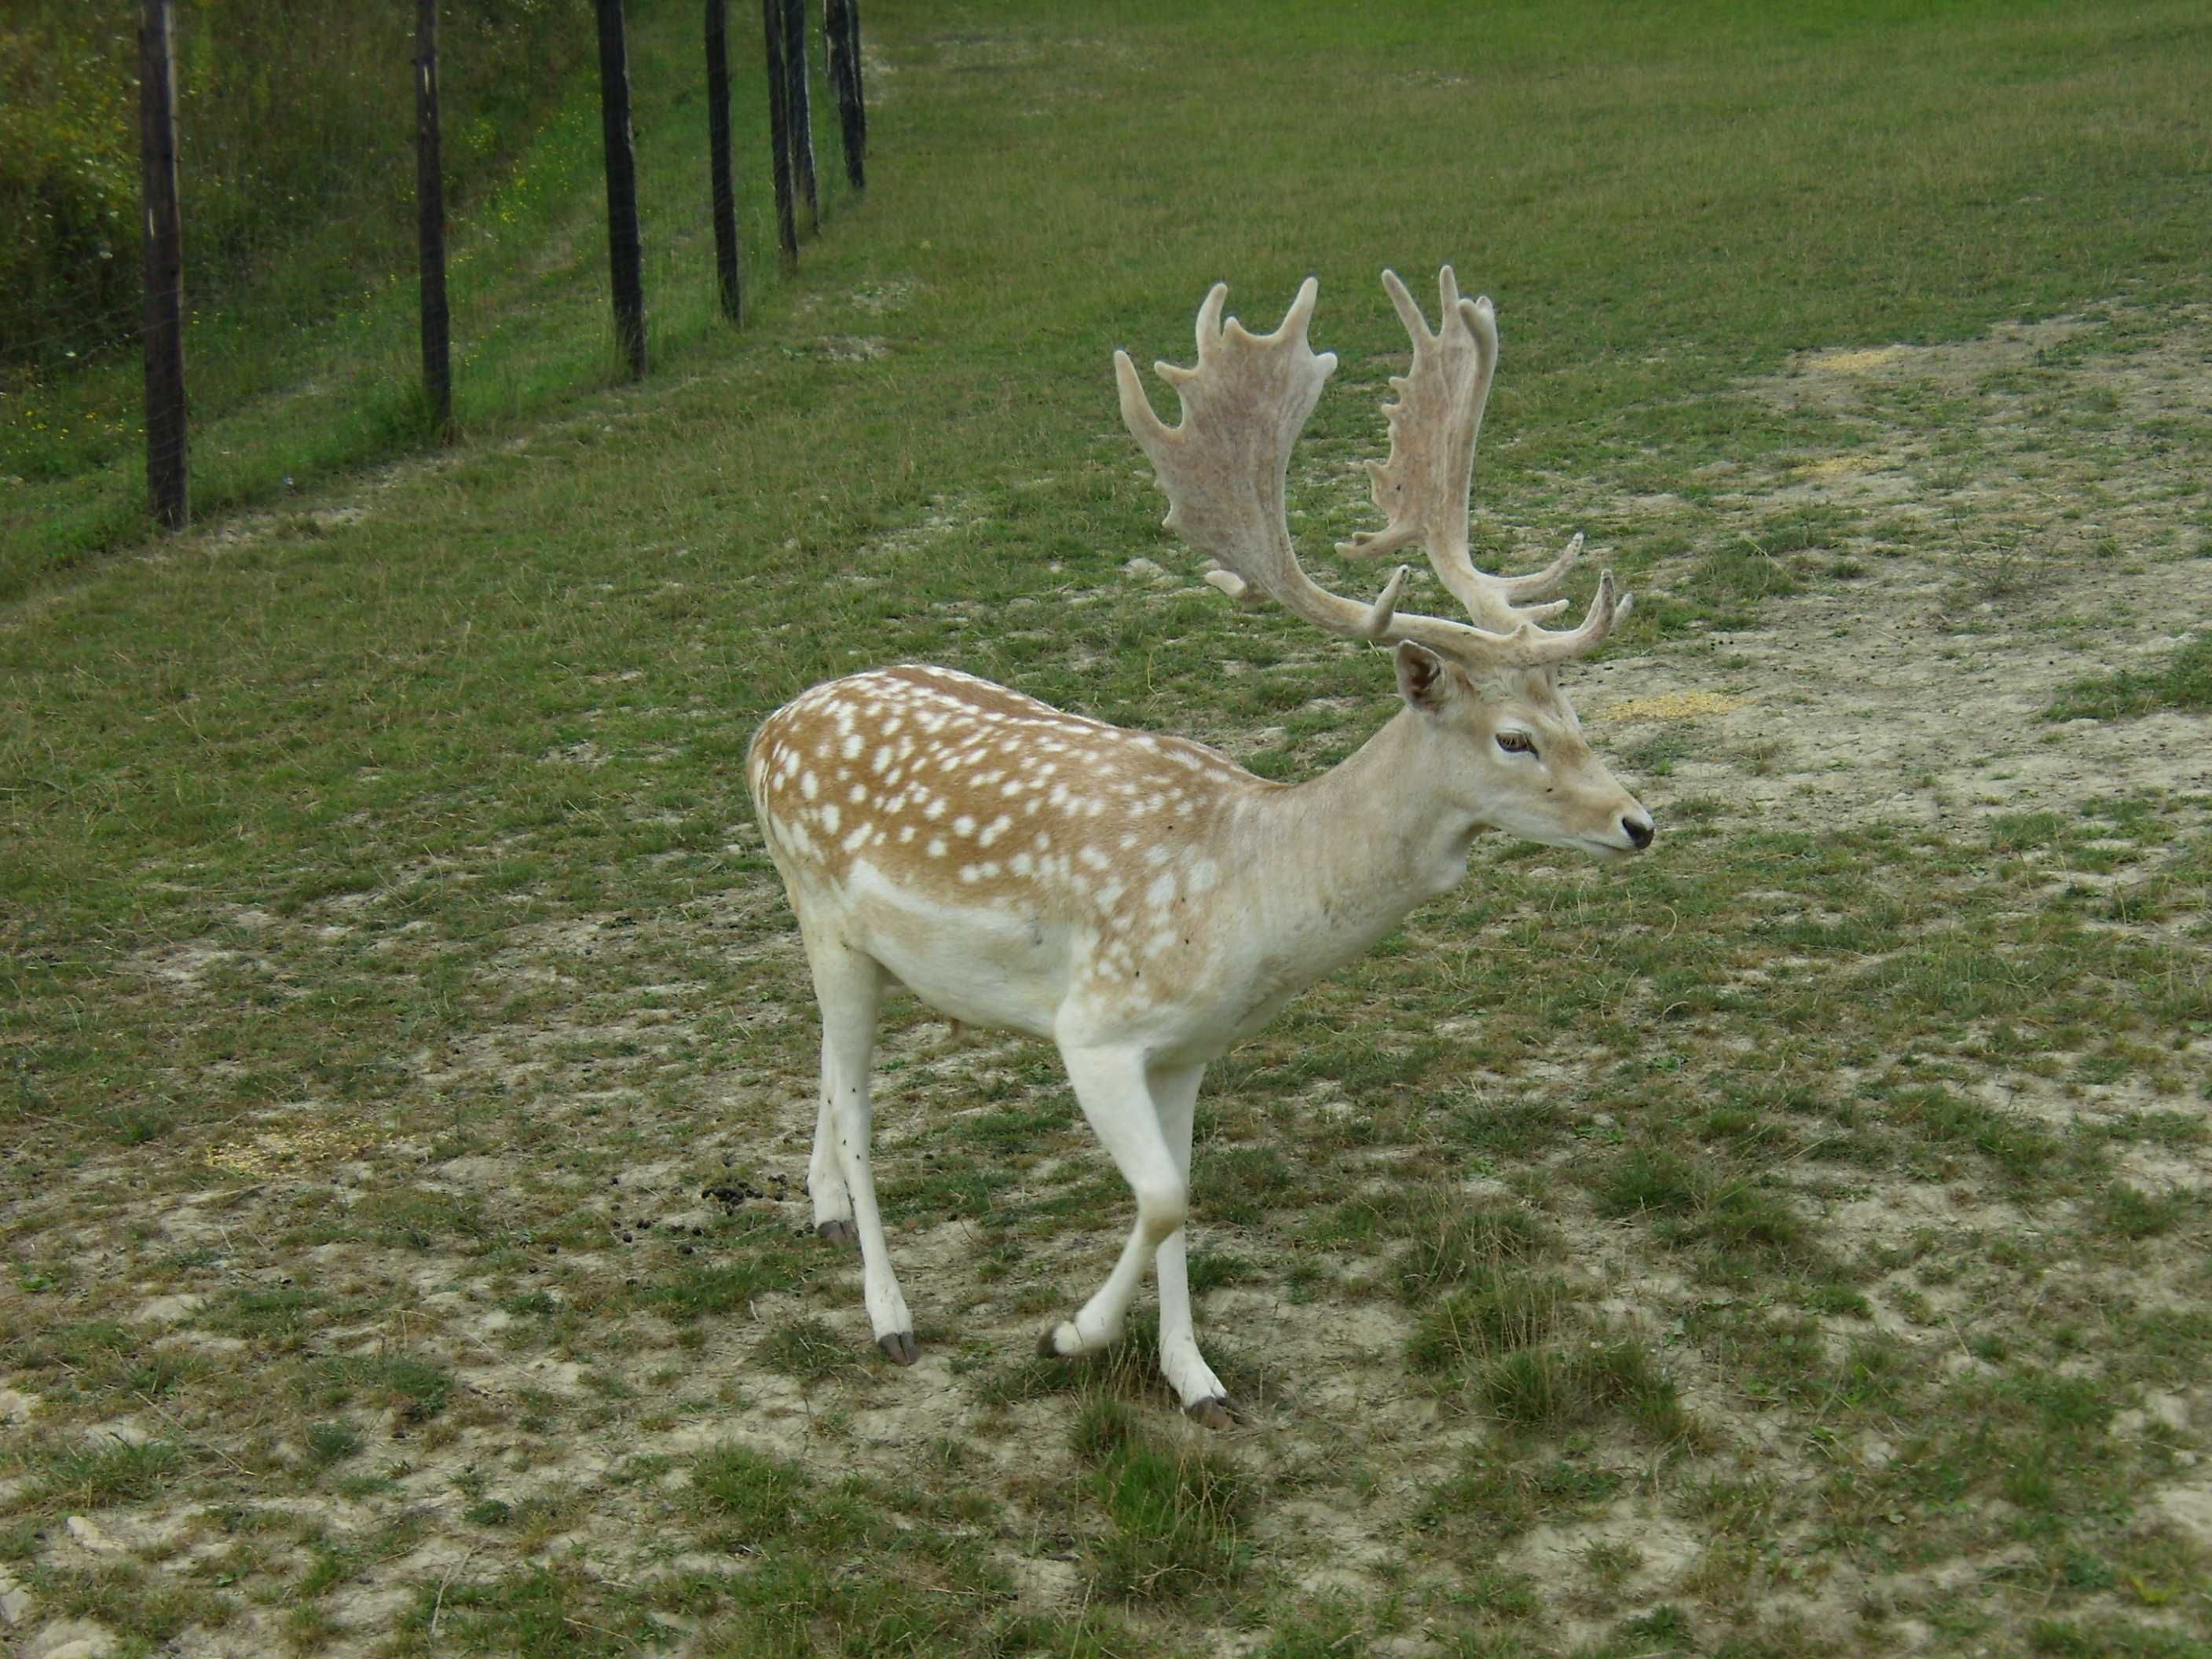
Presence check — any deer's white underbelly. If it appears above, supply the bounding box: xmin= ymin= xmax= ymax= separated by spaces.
xmin=833 ymin=862 xmax=1075 ymax=1039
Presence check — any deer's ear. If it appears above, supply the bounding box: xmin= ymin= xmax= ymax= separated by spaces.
xmin=1395 ymin=642 xmax=1454 ymax=714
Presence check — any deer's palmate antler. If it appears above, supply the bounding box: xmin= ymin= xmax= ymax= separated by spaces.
xmin=749 ymin=271 xmax=1656 ymax=1428
xmin=1116 ymin=269 xmax=1628 ymax=668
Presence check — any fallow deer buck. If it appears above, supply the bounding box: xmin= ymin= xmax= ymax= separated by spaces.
xmin=748 ymin=269 xmax=1654 ymax=1426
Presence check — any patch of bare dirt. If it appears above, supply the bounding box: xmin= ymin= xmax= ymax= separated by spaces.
xmin=1588 ymin=302 xmax=2212 ymax=833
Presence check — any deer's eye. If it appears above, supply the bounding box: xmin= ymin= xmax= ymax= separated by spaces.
xmin=1496 ymin=731 xmax=1538 ymax=757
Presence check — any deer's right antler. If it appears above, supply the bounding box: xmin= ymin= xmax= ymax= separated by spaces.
xmin=1116 ymin=273 xmax=1629 ymax=671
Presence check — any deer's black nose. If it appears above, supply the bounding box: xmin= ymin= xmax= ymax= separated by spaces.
xmin=1623 ymin=815 xmax=1655 ymax=851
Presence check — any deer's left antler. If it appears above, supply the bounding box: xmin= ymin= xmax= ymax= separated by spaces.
xmin=1340 ymin=267 xmax=1629 ymax=661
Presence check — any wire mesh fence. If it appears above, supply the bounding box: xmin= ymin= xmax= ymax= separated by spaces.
xmin=1 ymin=0 xmax=864 ymax=591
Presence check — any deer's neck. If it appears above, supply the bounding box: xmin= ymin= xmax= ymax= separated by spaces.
xmin=1225 ymin=707 xmax=1478 ymax=994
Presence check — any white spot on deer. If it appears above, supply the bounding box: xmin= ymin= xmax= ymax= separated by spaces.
xmin=848 ymin=783 xmax=869 ymax=804
xmin=1078 ymin=846 xmax=1111 ymax=872
xmin=1145 ymin=870 xmax=1177 ymax=910
xmin=821 ymin=803 xmax=841 ymax=833
xmin=980 ymin=814 xmax=1013 ymax=847
xmin=923 ymin=796 xmax=948 ymax=821
xmin=899 ymin=824 xmax=916 ymax=843
xmin=926 ymin=836 xmax=947 ymax=858
xmin=800 ymin=771 xmax=819 ymax=800
xmin=1188 ymin=858 xmax=1219 ymax=894
xmin=873 ymin=744 xmax=894 ymax=773
xmin=954 ymin=815 xmax=976 ymax=837
xmin=1011 ymin=851 xmax=1035 ymax=876
xmin=843 ymin=822 xmax=872 ymax=853
xmin=959 ymin=865 xmax=981 ymax=884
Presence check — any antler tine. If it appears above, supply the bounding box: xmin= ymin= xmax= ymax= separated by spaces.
xmin=1506 ymin=570 xmax=1632 ymax=666
xmin=1500 ymin=532 xmax=1586 ymax=605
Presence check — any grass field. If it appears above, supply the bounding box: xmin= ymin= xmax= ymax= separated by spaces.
xmin=5 ymin=2 xmax=2211 ymax=1654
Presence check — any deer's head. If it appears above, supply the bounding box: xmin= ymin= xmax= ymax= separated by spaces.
xmin=1117 ymin=267 xmax=1654 ymax=862
xmin=1394 ymin=645 xmax=1653 ymax=859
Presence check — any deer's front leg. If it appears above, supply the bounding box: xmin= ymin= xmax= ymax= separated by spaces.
xmin=1149 ymin=1061 xmax=1233 ymax=1428
xmin=1042 ymin=1043 xmax=1182 ymax=1361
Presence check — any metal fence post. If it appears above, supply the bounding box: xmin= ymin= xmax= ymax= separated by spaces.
xmin=783 ymin=0 xmax=819 ymax=232
xmin=138 ymin=0 xmax=189 ymax=529
xmin=595 ymin=0 xmax=648 ymax=378
xmin=706 ymin=0 xmax=743 ymax=322
xmin=762 ymin=0 xmax=798 ymax=269
xmin=826 ymin=0 xmax=865 ymax=191
xmin=416 ymin=0 xmax=453 ymax=434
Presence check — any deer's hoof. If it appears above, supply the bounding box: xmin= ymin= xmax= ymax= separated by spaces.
xmin=1183 ymin=1395 xmax=1238 ymax=1431
xmin=1038 ymin=1320 xmax=1074 ymax=1359
xmin=816 ymin=1220 xmax=858 ymax=1248
xmin=877 ymin=1331 xmax=918 ymax=1366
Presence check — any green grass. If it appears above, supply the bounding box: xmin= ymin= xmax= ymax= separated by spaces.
xmin=315 ymin=1354 xmax=455 ymax=1423
xmin=1480 ymin=1341 xmax=1688 ymax=1442
xmin=24 ymin=1438 xmax=189 ymax=1510
xmin=1073 ymin=1399 xmax=1254 ymax=1602
xmin=2049 ymin=633 xmax=2212 ymax=720
xmin=1 ymin=1 xmax=2209 ymax=1655
xmin=756 ymin=1315 xmax=862 ymax=1381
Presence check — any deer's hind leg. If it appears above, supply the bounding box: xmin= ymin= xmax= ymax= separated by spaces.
xmin=800 ymin=930 xmax=915 ymax=1364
